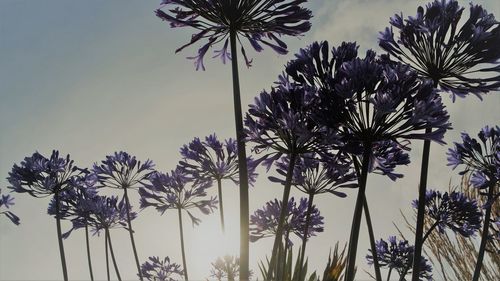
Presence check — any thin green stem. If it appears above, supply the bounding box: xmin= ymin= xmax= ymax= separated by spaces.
xmin=387 ymin=267 xmax=392 ymax=281
xmin=363 ymin=197 xmax=382 ymax=281
xmin=298 ymin=193 xmax=315 ymax=278
xmin=122 ymin=187 xmax=143 ymax=281
xmin=217 ymin=178 xmax=225 ymax=233
xmin=105 ymin=230 xmax=110 ymax=281
xmin=472 ymin=183 xmax=495 ymax=281
xmin=85 ymin=224 xmax=95 ymax=281
xmin=229 ymin=28 xmax=250 ymax=281
xmin=267 ymin=152 xmax=297 ymax=280
xmin=411 ymin=134 xmax=432 ymax=281
xmin=178 ymin=207 xmax=189 ymax=281
xmin=345 ymin=144 xmax=371 ymax=281
xmin=422 ymin=220 xmax=439 ymax=244
xmin=106 ymin=228 xmax=122 ymax=281
xmin=54 ymin=191 xmax=69 ymax=281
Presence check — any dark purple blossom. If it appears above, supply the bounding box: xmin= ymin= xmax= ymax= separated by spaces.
xmin=447 ymin=126 xmax=499 ymax=197
xmin=93 ymin=151 xmax=155 ymax=190
xmin=269 ymin=153 xmax=357 ymax=197
xmin=369 ymin=140 xmax=411 ymax=181
xmin=366 ymin=236 xmax=433 ymax=280
xmin=139 ymin=167 xmax=217 ymax=225
xmin=156 ymin=0 xmax=312 ymax=69
xmin=249 ymin=197 xmax=323 ymax=245
xmin=412 ymin=190 xmax=482 ymax=237
xmin=179 ymin=134 xmax=258 ymax=186
xmin=379 ymin=0 xmax=500 ymax=100
xmin=140 ymin=256 xmax=184 ymax=281
xmin=0 ymin=188 xmax=20 ymax=225
xmin=83 ymin=195 xmax=136 ymax=235
xmin=7 ymin=150 xmax=84 ymax=197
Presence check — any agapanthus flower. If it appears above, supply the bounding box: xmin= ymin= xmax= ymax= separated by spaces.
xmin=8 ymin=150 xmax=84 ymax=197
xmin=210 ymin=255 xmax=241 ymax=281
xmin=139 ymin=167 xmax=217 ymax=226
xmin=379 ymin=0 xmax=500 ymax=100
xmin=369 ymin=140 xmax=411 ymax=181
xmin=413 ymin=190 xmax=482 ymax=237
xmin=0 ymin=188 xmax=20 ymax=225
xmin=179 ymin=134 xmax=258 ymax=186
xmin=156 ymin=0 xmax=312 ymax=69
xmin=249 ymin=197 xmax=323 ymax=245
xmin=140 ymin=256 xmax=184 ymax=281
xmin=269 ymin=153 xmax=357 ymax=198
xmin=447 ymin=125 xmax=499 ymax=195
xmin=366 ymin=236 xmax=433 ymax=280
xmin=93 ymin=151 xmax=155 ymax=190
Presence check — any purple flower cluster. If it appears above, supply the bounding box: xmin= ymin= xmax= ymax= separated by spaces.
xmin=156 ymin=0 xmax=312 ymax=69
xmin=413 ymin=190 xmax=482 ymax=237
xmin=249 ymin=197 xmax=323 ymax=245
xmin=93 ymin=151 xmax=155 ymax=189
xmin=179 ymin=134 xmax=258 ymax=186
xmin=448 ymin=126 xmax=499 ymax=196
xmin=7 ymin=150 xmax=83 ymax=197
xmin=366 ymin=236 xmax=433 ymax=280
xmin=379 ymin=0 xmax=500 ymax=100
xmin=139 ymin=167 xmax=217 ymax=225
xmin=0 ymin=188 xmax=20 ymax=225
xmin=140 ymin=256 xmax=184 ymax=281
xmin=209 ymin=255 xmax=241 ymax=281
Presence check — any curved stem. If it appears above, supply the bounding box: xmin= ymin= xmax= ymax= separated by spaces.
xmin=122 ymin=187 xmax=143 ymax=281
xmin=298 ymin=193 xmax=315 ymax=278
xmin=267 ymin=152 xmax=298 ymax=279
xmin=217 ymin=178 xmax=225 ymax=233
xmin=412 ymin=134 xmax=432 ymax=281
xmin=363 ymin=197 xmax=382 ymax=281
xmin=422 ymin=220 xmax=439 ymax=245
xmin=178 ymin=207 xmax=189 ymax=281
xmin=345 ymin=144 xmax=371 ymax=281
xmin=472 ymin=184 xmax=495 ymax=281
xmin=54 ymin=191 xmax=69 ymax=281
xmin=105 ymin=231 xmax=110 ymax=281
xmin=106 ymin=228 xmax=122 ymax=281
xmin=85 ymin=224 xmax=95 ymax=281
xmin=229 ymin=28 xmax=250 ymax=281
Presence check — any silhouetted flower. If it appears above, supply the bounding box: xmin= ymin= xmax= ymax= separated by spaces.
xmin=139 ymin=167 xmax=217 ymax=225
xmin=412 ymin=190 xmax=482 ymax=237
xmin=370 ymin=140 xmax=411 ymax=181
xmin=447 ymin=125 xmax=499 ymax=196
xmin=156 ymin=0 xmax=312 ymax=69
xmin=0 ymin=188 xmax=20 ymax=225
xmin=379 ymin=0 xmax=500 ymax=100
xmin=8 ymin=150 xmax=83 ymax=197
xmin=85 ymin=195 xmax=136 ymax=235
xmin=366 ymin=236 xmax=433 ymax=280
xmin=209 ymin=255 xmax=243 ymax=281
xmin=249 ymin=197 xmax=323 ymax=245
xmin=179 ymin=134 xmax=258 ymax=186
xmin=140 ymin=256 xmax=184 ymax=281
xmin=93 ymin=151 xmax=155 ymax=189
xmin=269 ymin=153 xmax=357 ymax=197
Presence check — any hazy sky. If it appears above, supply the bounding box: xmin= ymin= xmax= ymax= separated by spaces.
xmin=1 ymin=1 xmax=499 ymax=280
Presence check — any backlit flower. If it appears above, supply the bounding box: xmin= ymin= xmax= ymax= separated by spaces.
xmin=140 ymin=256 xmax=184 ymax=281
xmin=0 ymin=188 xmax=20 ymax=225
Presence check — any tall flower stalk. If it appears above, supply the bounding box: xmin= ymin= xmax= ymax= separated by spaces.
xmin=93 ymin=151 xmax=154 ymax=281
xmin=7 ymin=151 xmax=85 ymax=281
xmin=379 ymin=2 xmax=500 ymax=279
xmin=156 ymin=2 xmax=312 ymax=277
xmin=179 ymin=134 xmax=258 ymax=232
xmin=447 ymin=125 xmax=499 ymax=280
xmin=139 ymin=167 xmax=217 ymax=281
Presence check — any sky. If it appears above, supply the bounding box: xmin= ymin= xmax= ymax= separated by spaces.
xmin=1 ymin=0 xmax=499 ymax=280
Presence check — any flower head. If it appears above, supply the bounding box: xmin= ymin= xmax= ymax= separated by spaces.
xmin=7 ymin=150 xmax=83 ymax=197
xmin=366 ymin=236 xmax=433 ymax=280
xmin=447 ymin=126 xmax=499 ymax=196
xmin=139 ymin=167 xmax=217 ymax=225
xmin=179 ymin=134 xmax=258 ymax=186
xmin=209 ymin=255 xmax=242 ymax=281
xmin=156 ymin=0 xmax=312 ymax=69
xmin=379 ymin=0 xmax=500 ymax=100
xmin=412 ymin=190 xmax=482 ymax=237
xmin=82 ymin=195 xmax=136 ymax=235
xmin=0 ymin=188 xmax=20 ymax=225
xmin=249 ymin=197 xmax=323 ymax=245
xmin=140 ymin=256 xmax=184 ymax=281
xmin=93 ymin=151 xmax=155 ymax=189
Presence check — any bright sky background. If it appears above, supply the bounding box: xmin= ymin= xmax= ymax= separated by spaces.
xmin=1 ymin=1 xmax=499 ymax=280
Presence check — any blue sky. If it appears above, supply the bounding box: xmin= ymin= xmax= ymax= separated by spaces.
xmin=1 ymin=0 xmax=499 ymax=280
